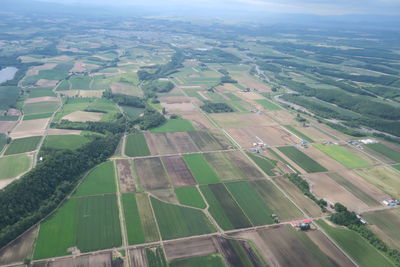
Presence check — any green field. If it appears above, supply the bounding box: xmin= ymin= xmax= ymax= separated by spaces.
xmin=267 ymin=148 xmax=300 ymax=173
xmin=204 ymin=152 xmax=246 ymax=181
xmin=122 ymin=193 xmax=145 ymax=245
xmin=314 ymin=144 xmax=371 ymax=168
xmin=136 ymin=193 xmax=160 ymax=242
xmin=70 ymin=75 xmax=92 ymax=89
xmin=366 ymin=143 xmax=400 ymax=163
xmin=224 ymin=92 xmax=241 ymax=101
xmin=23 ymin=112 xmax=53 ymax=120
xmin=393 ymin=164 xmax=400 ymax=171
xmin=225 ymin=181 xmax=275 ymax=225
xmin=246 ymin=152 xmax=277 ymax=176
xmin=170 ymin=254 xmax=226 ymax=267
xmin=317 ymin=220 xmax=395 ymax=267
xmin=175 ymin=186 xmax=206 ymax=209
xmin=183 ymin=154 xmax=220 ymax=184
xmin=28 ymin=88 xmax=56 ymax=98
xmin=200 ymin=183 xmax=252 ymax=230
xmin=74 ymin=161 xmax=116 ymax=196
xmin=284 ymin=125 xmax=314 ymax=142
xmin=150 ymin=119 xmax=196 ymax=133
xmin=277 ymin=146 xmax=327 ymax=173
xmin=0 ymin=154 xmax=31 ymax=180
xmin=150 ymin=197 xmax=215 ymax=240
xmin=0 ymin=133 xmax=7 ymax=152
xmin=125 ymin=132 xmax=150 ymax=157
xmin=4 ymin=136 xmax=41 ymax=155
xmin=255 ymin=99 xmax=282 ymax=110
xmin=121 ymin=106 xmax=144 ymax=120
xmin=23 ymin=101 xmax=59 ymax=115
xmin=146 ymin=247 xmax=168 ymax=267
xmin=44 ymin=134 xmax=90 ymax=150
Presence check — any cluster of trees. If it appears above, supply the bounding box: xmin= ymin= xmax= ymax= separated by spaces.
xmin=185 ymin=48 xmax=241 ymax=63
xmin=200 ymin=102 xmax=234 ymax=113
xmin=103 ymin=91 xmax=145 ymax=108
xmin=141 ymin=80 xmax=175 ymax=95
xmin=330 ymin=203 xmax=400 ymax=265
xmin=135 ymin=109 xmax=166 ymax=130
xmin=52 ymin=120 xmax=125 ymax=134
xmin=220 ymin=75 xmax=237 ymax=84
xmin=0 ymin=135 xmax=120 ymax=248
xmin=137 ymin=50 xmax=184 ymax=81
xmin=286 ymin=174 xmax=327 ymax=211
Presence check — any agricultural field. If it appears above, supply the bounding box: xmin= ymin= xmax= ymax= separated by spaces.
xmin=144 ymin=132 xmax=200 ymax=155
xmin=150 ymin=119 xmax=196 ymax=133
xmin=150 ymin=197 xmax=215 ymax=240
xmin=121 ymin=106 xmax=144 ymax=120
xmin=43 ymin=134 xmax=90 ymax=150
xmin=317 ymin=220 xmax=395 ymax=267
xmin=365 ymin=143 xmax=400 ymax=163
xmin=314 ymin=144 xmax=372 ymax=169
xmin=125 ymin=132 xmax=150 ymax=157
xmin=284 ymin=125 xmax=314 ymax=142
xmin=4 ymin=136 xmax=41 ymax=155
xmin=0 ymin=154 xmax=32 ymax=180
xmin=134 ymin=157 xmax=171 ymax=190
xmin=174 ymin=186 xmax=206 ymax=209
xmin=354 ymin=166 xmax=400 ymax=198
xmin=183 ymin=154 xmax=220 ymax=184
xmin=246 ymin=152 xmax=278 ymax=176
xmin=135 ymin=193 xmax=160 ymax=242
xmin=203 ymin=152 xmax=246 ymax=181
xmin=162 ymin=156 xmax=197 ymax=187
xmin=255 ymin=99 xmax=282 ymax=110
xmin=170 ymin=254 xmax=226 ymax=267
xmin=277 ymin=146 xmax=328 ymax=173
xmin=22 ymin=101 xmax=59 ymax=115
xmin=122 ymin=193 xmax=145 ymax=245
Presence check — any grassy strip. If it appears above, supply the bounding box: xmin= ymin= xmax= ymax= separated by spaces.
xmin=246 ymin=152 xmax=277 ymax=176
xmin=183 ymin=154 xmax=220 ymax=184
xmin=284 ymin=125 xmax=314 ymax=142
xmin=23 ymin=112 xmax=53 ymax=120
xmin=122 ymin=193 xmax=145 ymax=245
xmin=125 ymin=132 xmax=150 ymax=157
xmin=175 ymin=186 xmax=206 ymax=209
xmin=277 ymin=146 xmax=327 ymax=173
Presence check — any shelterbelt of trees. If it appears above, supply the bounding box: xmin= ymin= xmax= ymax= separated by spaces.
xmin=0 ymin=134 xmax=120 ymax=248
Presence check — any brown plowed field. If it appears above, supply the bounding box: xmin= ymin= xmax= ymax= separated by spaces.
xmin=25 ymin=97 xmax=58 ymax=104
xmin=188 ymin=130 xmax=231 ymax=151
xmin=161 ymin=156 xmax=196 ymax=187
xmin=293 ymin=125 xmax=335 ymax=143
xmin=305 ymin=173 xmax=369 ymax=212
xmin=210 ymin=113 xmax=277 ymax=128
xmin=47 ymin=129 xmax=81 ymax=135
xmin=0 ymin=121 xmax=17 ymax=134
xmin=116 ymin=159 xmax=136 ymax=193
xmin=47 ymin=252 xmax=113 ymax=267
xmin=144 ymin=132 xmax=199 ymax=155
xmin=226 ymin=151 xmax=265 ymax=180
xmin=10 ymin=118 xmax=50 ymax=138
xmin=62 ymin=111 xmax=103 ymax=122
xmin=129 ymin=248 xmax=148 ymax=267
xmin=177 ymin=112 xmax=215 ymax=130
xmin=227 ymin=126 xmax=298 ymax=147
xmin=265 ymin=110 xmax=295 ymax=125
xmin=165 ymin=236 xmax=217 ymax=260
xmin=231 ymin=73 xmax=271 ymax=92
xmin=134 ymin=157 xmax=171 ymax=190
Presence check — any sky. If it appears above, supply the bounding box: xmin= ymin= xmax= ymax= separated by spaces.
xmin=39 ymin=0 xmax=400 ymax=15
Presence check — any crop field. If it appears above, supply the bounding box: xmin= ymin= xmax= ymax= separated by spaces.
xmin=150 ymin=119 xmax=196 ymax=133
xmin=134 ymin=157 xmax=171 ymax=190
xmin=146 ymin=246 xmax=168 ymax=267
xmin=188 ymin=131 xmax=230 ymax=151
xmin=70 ymin=75 xmax=92 ymax=89
xmin=354 ymin=166 xmax=400 ymax=198
xmin=314 ymin=144 xmax=372 ymax=169
xmin=225 ymin=151 xmax=265 ymax=180
xmin=150 ymin=197 xmax=215 ymax=240
xmin=327 ymin=173 xmax=380 ymax=207
xmin=246 ymin=152 xmax=278 ymax=176
xmin=28 ymin=87 xmax=56 ymax=98
xmin=53 ymin=98 xmax=94 ymax=121
xmin=43 ymin=134 xmax=90 ymax=150
xmin=136 ymin=193 xmax=160 ymax=242
xmin=0 ymin=154 xmax=31 ymax=180
xmin=203 ymin=152 xmax=246 ymax=181
xmin=365 ymin=143 xmax=400 ymax=163
xmin=174 ymin=186 xmax=206 ymax=209
xmin=170 ymin=254 xmax=226 ymax=267
xmin=255 ymin=99 xmax=282 ymax=110
xmin=284 ymin=125 xmax=314 ymax=142
xmin=363 ymin=209 xmax=400 ymax=250
xmin=0 ymin=86 xmax=20 ymax=110
xmin=22 ymin=101 xmax=59 ymax=115
xmin=4 ymin=136 xmax=41 ymax=155
xmin=23 ymin=112 xmax=53 ymax=120
xmin=116 ymin=159 xmax=136 ymax=193
xmin=251 ymin=180 xmax=303 ymax=220
xmin=0 ymin=133 xmax=6 ymax=152
xmin=162 ymin=156 xmax=196 ymax=187
xmin=164 ymin=236 xmax=218 ymax=261
xmin=317 ymin=220 xmax=395 ymax=267
xmin=393 ymin=164 xmax=400 ymax=171
xmin=183 ymin=154 xmax=220 ymax=184
xmin=125 ymin=132 xmax=150 ymax=157
xmin=144 ymin=132 xmax=200 ymax=155
xmin=200 ymin=183 xmax=252 ymax=230
xmin=122 ymin=193 xmax=145 ymax=245
xmin=121 ymin=106 xmax=144 ymax=120
xmin=73 ymin=161 xmax=116 ymax=197
xmin=210 ymin=113 xmax=277 ymax=128
xmin=225 ymin=181 xmax=275 ymax=225
xmin=277 ymin=146 xmax=328 ymax=173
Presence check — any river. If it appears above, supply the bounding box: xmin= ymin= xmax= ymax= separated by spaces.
xmin=0 ymin=67 xmax=18 ymax=84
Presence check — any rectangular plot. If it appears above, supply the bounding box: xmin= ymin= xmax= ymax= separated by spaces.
xmin=255 ymin=99 xmax=282 ymax=110
xmin=135 ymin=157 xmax=171 ymax=190
xmin=145 ymin=132 xmax=199 ymax=155
xmin=226 ymin=151 xmax=265 ymax=180
xmin=136 ymin=193 xmax=159 ymax=242
xmin=165 ymin=236 xmax=217 ymax=261
xmin=76 ymin=195 xmax=122 ymax=253
xmin=5 ymin=136 xmax=41 ymax=155
xmin=188 ymin=131 xmax=227 ymax=151
xmin=175 ymin=186 xmax=206 ymax=209
xmin=204 ymin=152 xmax=246 ymax=181
xmin=122 ymin=193 xmax=145 ymax=245
xmin=251 ymin=180 xmax=303 ymax=220
xmin=314 ymin=144 xmax=372 ymax=169
xmin=125 ymin=133 xmax=150 ymax=157
xmin=284 ymin=125 xmax=313 ymax=142
xmin=354 ymin=166 xmax=400 ymax=198
xmin=246 ymin=152 xmax=278 ymax=176
xmin=366 ymin=143 xmax=400 ymax=163
xmin=277 ymin=146 xmax=327 ymax=173
xmin=116 ymin=159 xmax=136 ymax=193
xmin=225 ymin=181 xmax=275 ymax=226
xmin=200 ymin=184 xmax=252 ymax=230
xmin=183 ymin=154 xmax=220 ymax=184
xmin=161 ymin=156 xmax=196 ymax=187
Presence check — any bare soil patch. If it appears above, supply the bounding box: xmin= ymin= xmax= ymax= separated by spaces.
xmin=159 ymin=96 xmax=190 ymax=104
xmin=162 ymin=102 xmax=197 ymax=112
xmin=177 ymin=111 xmax=215 ymax=130
xmin=26 ymin=63 xmax=57 ymax=76
xmin=5 ymin=108 xmax=21 ymax=116
xmin=47 ymin=129 xmax=81 ymax=135
xmin=165 ymin=236 xmax=217 ymax=261
xmin=111 ymin=82 xmax=141 ymax=96
xmin=232 ymin=73 xmax=271 ymax=92
xmin=47 ymin=252 xmax=113 ymax=267
xmin=305 ymin=173 xmax=369 ymax=212
xmin=135 ymin=157 xmax=171 ymax=190
xmin=265 ymin=110 xmax=295 ymax=125
xmin=10 ymin=118 xmax=50 ymax=138
xmin=161 ymin=156 xmax=196 ymax=187
xmin=144 ymin=132 xmax=199 ymax=155
xmin=151 ymin=189 xmax=178 ymax=204
xmin=62 ymin=111 xmax=103 ymax=122
xmin=0 ymin=226 xmax=38 ymax=266
xmin=129 ymin=248 xmax=148 ymax=267
xmin=116 ymin=159 xmax=136 ymax=193
xmin=36 ymin=79 xmax=58 ymax=87
xmin=25 ymin=96 xmax=58 ymax=104
xmin=211 ymin=113 xmax=277 ymax=129
xmin=78 ymin=90 xmax=104 ymax=98
xmin=227 ymin=151 xmax=265 ymax=180
xmin=0 ymin=121 xmax=17 ymax=134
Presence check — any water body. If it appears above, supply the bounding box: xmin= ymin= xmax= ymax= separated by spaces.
xmin=0 ymin=67 xmax=18 ymax=84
